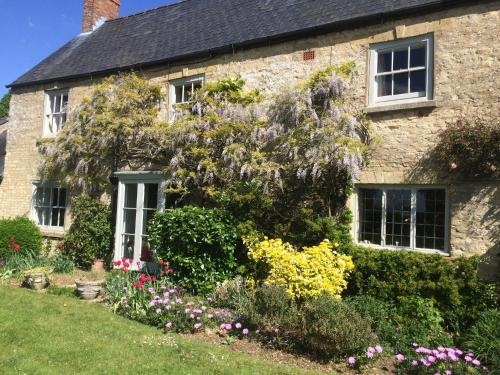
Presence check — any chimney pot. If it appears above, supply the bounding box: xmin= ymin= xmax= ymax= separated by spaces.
xmin=82 ymin=0 xmax=121 ymax=33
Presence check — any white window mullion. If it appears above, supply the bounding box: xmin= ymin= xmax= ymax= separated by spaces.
xmin=114 ymin=181 xmax=126 ymax=262
xmin=381 ymin=189 xmax=387 ymax=246
xmin=410 ymin=189 xmax=417 ymax=249
xmin=134 ymin=183 xmax=145 ymax=261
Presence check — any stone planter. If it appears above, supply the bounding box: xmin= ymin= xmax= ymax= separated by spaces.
xmin=75 ymin=279 xmax=104 ymax=300
xmin=24 ymin=273 xmax=49 ymax=290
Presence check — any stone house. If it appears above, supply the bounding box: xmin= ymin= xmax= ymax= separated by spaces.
xmin=1 ymin=0 xmax=498 ymax=276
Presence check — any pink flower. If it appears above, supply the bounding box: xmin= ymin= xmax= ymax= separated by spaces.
xmin=166 ymin=322 xmax=172 ymax=328
xmin=375 ymin=345 xmax=383 ymax=353
xmin=367 ymin=351 xmax=374 ymax=359
xmin=411 ymin=360 xmax=418 ymax=366
xmin=242 ymin=328 xmax=249 ymax=335
xmin=428 ymin=355 xmax=436 ymax=363
xmin=472 ymin=359 xmax=480 ymax=366
xmin=347 ymin=357 xmax=356 ymax=365
xmin=445 ymin=370 xmax=452 ymax=375
xmin=194 ymin=323 xmax=202 ymax=329
xmin=464 ymin=356 xmax=472 ymax=362
xmin=235 ymin=322 xmax=242 ymax=329
xmin=155 ymin=308 xmax=161 ymax=314
xmin=450 ymin=162 xmax=457 ymax=169
xmin=395 ymin=354 xmax=405 ymax=362
xmin=224 ymin=323 xmax=232 ymax=330
xmin=367 ymin=346 xmax=375 ymax=353
xmin=207 ymin=314 xmax=213 ymax=319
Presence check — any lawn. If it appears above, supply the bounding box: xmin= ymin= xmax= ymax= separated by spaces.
xmin=0 ymin=286 xmax=324 ymax=375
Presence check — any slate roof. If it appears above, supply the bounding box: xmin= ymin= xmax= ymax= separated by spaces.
xmin=9 ymin=0 xmax=469 ymax=88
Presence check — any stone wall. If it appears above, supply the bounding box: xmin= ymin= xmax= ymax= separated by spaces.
xmin=0 ymin=1 xmax=498 ymax=272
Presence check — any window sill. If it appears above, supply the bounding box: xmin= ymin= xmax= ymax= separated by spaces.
xmin=365 ymin=100 xmax=437 ymax=114
xmin=356 ymin=242 xmax=450 ymax=257
xmin=40 ymin=228 xmax=66 ymax=238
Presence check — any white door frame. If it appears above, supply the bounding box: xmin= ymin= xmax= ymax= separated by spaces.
xmin=113 ymin=172 xmax=165 ymax=266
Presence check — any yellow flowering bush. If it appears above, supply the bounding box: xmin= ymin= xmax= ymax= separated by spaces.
xmin=248 ymin=238 xmax=354 ymax=300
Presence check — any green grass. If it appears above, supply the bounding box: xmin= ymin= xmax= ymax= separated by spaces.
xmin=0 ymin=286 xmax=323 ymax=375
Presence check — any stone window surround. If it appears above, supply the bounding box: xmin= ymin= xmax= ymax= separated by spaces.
xmin=352 ymin=184 xmax=450 ymax=256
xmin=113 ymin=171 xmax=166 ymax=268
xmin=366 ymin=33 xmax=434 ymax=111
xmin=31 ymin=181 xmax=68 ymax=232
xmin=168 ymin=74 xmax=204 ymax=121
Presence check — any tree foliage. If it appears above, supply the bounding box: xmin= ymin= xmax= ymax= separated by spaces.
xmin=39 ymin=66 xmax=374 ymax=245
xmin=0 ymin=92 xmax=10 ymax=118
xmin=435 ymin=116 xmax=499 ymax=178
xmin=39 ymin=73 xmax=166 ymax=194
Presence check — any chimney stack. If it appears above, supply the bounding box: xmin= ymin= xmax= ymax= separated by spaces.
xmin=82 ymin=0 xmax=121 ymax=33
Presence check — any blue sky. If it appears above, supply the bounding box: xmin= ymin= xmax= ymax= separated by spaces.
xmin=0 ymin=0 xmax=177 ymax=96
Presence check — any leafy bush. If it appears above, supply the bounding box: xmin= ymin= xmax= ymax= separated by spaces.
xmin=50 ymin=252 xmax=75 ymax=273
xmin=2 ymin=250 xmax=48 ymax=274
xmin=213 ymin=276 xmax=249 ymax=310
xmin=435 ymin=116 xmax=499 ymax=178
xmin=64 ymin=195 xmax=111 ymax=269
xmin=0 ymin=216 xmax=43 ymax=257
xmin=341 ymin=246 xmax=499 ymax=333
xmin=249 ymin=238 xmax=354 ymax=301
xmin=300 ymin=293 xmax=376 ymax=359
xmin=464 ymin=309 xmax=500 ymax=373
xmin=148 ymin=207 xmax=239 ymax=295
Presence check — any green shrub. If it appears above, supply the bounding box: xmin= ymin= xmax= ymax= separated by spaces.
xmin=300 ymin=293 xmax=376 ymax=359
xmin=2 ymin=250 xmax=48 ymax=274
xmin=239 ymin=284 xmax=300 ymax=329
xmin=464 ymin=309 xmax=500 ymax=373
xmin=0 ymin=216 xmax=43 ymax=257
xmin=64 ymin=195 xmax=111 ymax=269
xmin=50 ymin=252 xmax=75 ymax=274
xmin=213 ymin=276 xmax=249 ymax=310
xmin=392 ymin=297 xmax=452 ymax=352
xmin=341 ymin=246 xmax=499 ymax=333
xmin=148 ymin=207 xmax=239 ymax=295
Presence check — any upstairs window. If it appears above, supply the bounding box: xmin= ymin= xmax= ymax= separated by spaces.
xmin=32 ymin=184 xmax=67 ymax=229
xmin=44 ymin=90 xmax=68 ymax=136
xmin=169 ymin=75 xmax=204 ymax=120
xmin=357 ymin=186 xmax=447 ymax=252
xmin=369 ymin=34 xmax=433 ymax=106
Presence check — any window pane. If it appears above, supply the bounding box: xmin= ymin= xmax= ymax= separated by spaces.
xmin=122 ymin=235 xmax=135 ymax=259
xmin=124 ymin=184 xmax=137 ymax=208
xmin=51 ymin=188 xmax=59 ymax=207
xmin=144 ymin=184 xmax=158 ymax=209
xmin=394 ymin=73 xmax=409 ymax=95
xmin=358 ymin=189 xmax=383 ymax=245
xmin=377 ymin=52 xmax=392 ymax=73
xmin=410 ymin=70 xmax=426 ymax=93
xmin=410 ymin=46 xmax=426 ymax=67
xmin=416 ymin=189 xmax=446 ymax=250
xmin=54 ymin=95 xmax=62 ymax=114
xmin=393 ymin=48 xmax=408 ymax=70
xmin=59 ymin=188 xmax=67 ymax=206
xmin=51 ymin=208 xmax=59 ymax=226
xmin=193 ymin=82 xmax=202 ymax=92
xmin=175 ymin=85 xmax=183 ymax=104
xmin=185 ymin=84 xmax=193 ymax=102
xmin=59 ymin=208 xmax=65 ymax=227
xmin=378 ymin=75 xmax=392 ymax=97
xmin=123 ymin=209 xmax=136 ymax=234
xmin=386 ymin=190 xmax=411 ymax=247
xmin=142 ymin=209 xmax=156 ymax=236
xmin=62 ymin=94 xmax=69 ymax=110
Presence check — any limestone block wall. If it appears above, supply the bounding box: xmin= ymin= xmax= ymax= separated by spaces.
xmin=0 ymin=1 xmax=498 ymax=270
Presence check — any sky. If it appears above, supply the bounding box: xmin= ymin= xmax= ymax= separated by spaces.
xmin=0 ymin=0 xmax=177 ymax=96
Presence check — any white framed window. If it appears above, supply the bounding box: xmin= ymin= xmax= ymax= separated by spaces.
xmin=44 ymin=90 xmax=69 ymax=136
xmin=32 ymin=183 xmax=68 ymax=230
xmin=355 ymin=186 xmax=448 ymax=253
xmin=114 ymin=173 xmax=165 ymax=265
xmin=368 ymin=34 xmax=433 ymax=106
xmin=169 ymin=74 xmax=204 ymax=120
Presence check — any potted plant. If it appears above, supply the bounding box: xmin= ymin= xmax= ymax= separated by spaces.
xmin=75 ymin=272 xmax=105 ymax=300
xmin=23 ymin=267 xmax=53 ymax=290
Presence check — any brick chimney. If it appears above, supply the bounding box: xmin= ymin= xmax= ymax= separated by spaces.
xmin=82 ymin=0 xmax=120 ymax=33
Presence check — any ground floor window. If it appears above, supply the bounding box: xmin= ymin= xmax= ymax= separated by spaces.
xmin=114 ymin=175 xmax=164 ymax=263
xmin=32 ymin=183 xmax=67 ymax=229
xmin=357 ymin=186 xmax=447 ymax=252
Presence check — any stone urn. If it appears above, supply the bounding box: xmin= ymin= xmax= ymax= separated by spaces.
xmin=24 ymin=272 xmax=50 ymax=290
xmin=75 ymin=279 xmax=104 ymax=300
